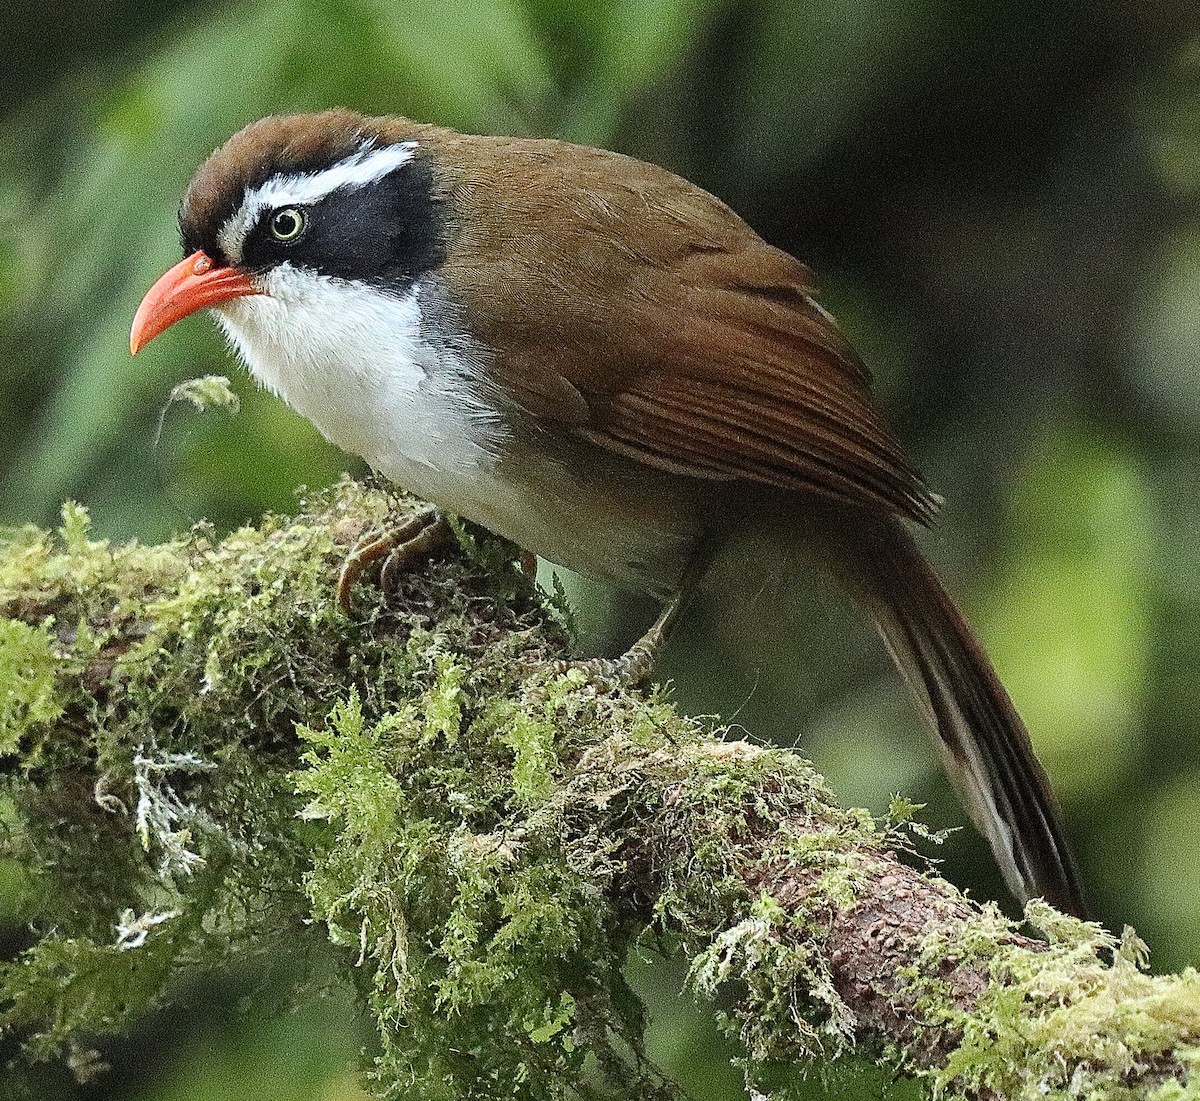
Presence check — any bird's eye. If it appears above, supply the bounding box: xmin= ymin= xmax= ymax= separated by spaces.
xmin=269 ymin=208 xmax=305 ymax=242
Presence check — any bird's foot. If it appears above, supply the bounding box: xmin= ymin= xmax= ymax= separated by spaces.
xmin=336 ymin=505 xmax=453 ymax=613
xmin=552 ymin=589 xmax=682 ymax=689
xmin=555 ymin=642 xmax=658 ymax=689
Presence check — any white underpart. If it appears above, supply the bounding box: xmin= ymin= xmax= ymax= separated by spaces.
xmin=212 ymin=264 xmax=694 ymax=591
xmin=218 ymin=141 xmax=418 ymax=262
xmin=212 ymin=265 xmax=505 ymax=510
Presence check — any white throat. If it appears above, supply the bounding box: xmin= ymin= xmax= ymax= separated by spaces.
xmin=212 ymin=265 xmax=504 ymax=503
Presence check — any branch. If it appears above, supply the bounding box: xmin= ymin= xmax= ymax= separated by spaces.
xmin=0 ymin=481 xmax=1196 ymax=1100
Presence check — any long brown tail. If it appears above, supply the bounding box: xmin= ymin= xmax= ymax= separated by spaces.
xmin=819 ymin=508 xmax=1087 ymax=917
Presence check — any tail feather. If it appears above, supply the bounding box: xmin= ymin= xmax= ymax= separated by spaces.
xmin=823 ymin=511 xmax=1086 ymax=917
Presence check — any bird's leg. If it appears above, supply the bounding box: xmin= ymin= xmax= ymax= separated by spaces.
xmin=558 ymin=557 xmax=704 ymax=686
xmin=336 ymin=505 xmax=452 ymax=613
xmin=518 ymin=549 xmax=538 ymax=578
xmin=607 ymin=584 xmax=688 ymax=684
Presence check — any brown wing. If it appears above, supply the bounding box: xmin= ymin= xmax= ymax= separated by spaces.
xmin=434 ymin=132 xmax=938 ymax=524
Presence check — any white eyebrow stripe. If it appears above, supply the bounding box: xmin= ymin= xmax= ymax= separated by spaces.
xmin=255 ymin=140 xmax=419 ymax=208
xmin=218 ymin=140 xmax=419 ymax=262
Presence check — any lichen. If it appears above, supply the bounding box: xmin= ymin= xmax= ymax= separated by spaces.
xmin=164 ymin=373 xmax=241 ymax=414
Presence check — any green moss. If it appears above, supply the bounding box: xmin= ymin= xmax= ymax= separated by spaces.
xmin=483 ymin=698 xmax=559 ymax=807
xmin=0 ymin=484 xmax=412 ymax=1066
xmin=929 ymin=912 xmax=1200 ymax=1100
xmin=1 ymin=480 xmax=1197 ymax=1100
xmin=0 ymin=617 xmax=62 ymax=756
xmin=0 ymin=927 xmax=182 ymax=1061
xmin=689 ymin=888 xmax=854 ymax=1062
xmin=293 ymin=668 xmax=671 ymax=1096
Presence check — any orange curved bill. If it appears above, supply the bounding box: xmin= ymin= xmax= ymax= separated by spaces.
xmin=130 ymin=250 xmax=259 ymax=355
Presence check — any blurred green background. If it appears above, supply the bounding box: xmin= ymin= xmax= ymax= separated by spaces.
xmin=2 ymin=0 xmax=1200 ymax=1097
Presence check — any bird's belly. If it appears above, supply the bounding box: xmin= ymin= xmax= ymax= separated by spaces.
xmin=295 ymin=359 xmax=700 ymax=593
xmin=213 ymin=278 xmax=700 ymax=594
xmin=376 ymin=441 xmax=701 ymax=597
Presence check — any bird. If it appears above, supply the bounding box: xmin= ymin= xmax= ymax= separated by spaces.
xmin=130 ymin=108 xmax=1085 ymax=917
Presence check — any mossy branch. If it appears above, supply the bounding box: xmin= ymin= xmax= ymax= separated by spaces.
xmin=1 ymin=481 xmax=1197 ymax=1100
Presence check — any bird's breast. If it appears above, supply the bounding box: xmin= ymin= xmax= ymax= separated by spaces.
xmin=214 ymin=265 xmax=499 ymax=493
xmin=212 ymin=266 xmax=698 ymax=593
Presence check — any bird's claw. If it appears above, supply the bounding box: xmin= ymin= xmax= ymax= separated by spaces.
xmin=336 ymin=506 xmax=451 ymax=613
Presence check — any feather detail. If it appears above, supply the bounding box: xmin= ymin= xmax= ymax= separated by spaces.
xmin=434 ymin=133 xmax=937 ymax=522
xmin=818 ymin=507 xmax=1086 ymax=916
